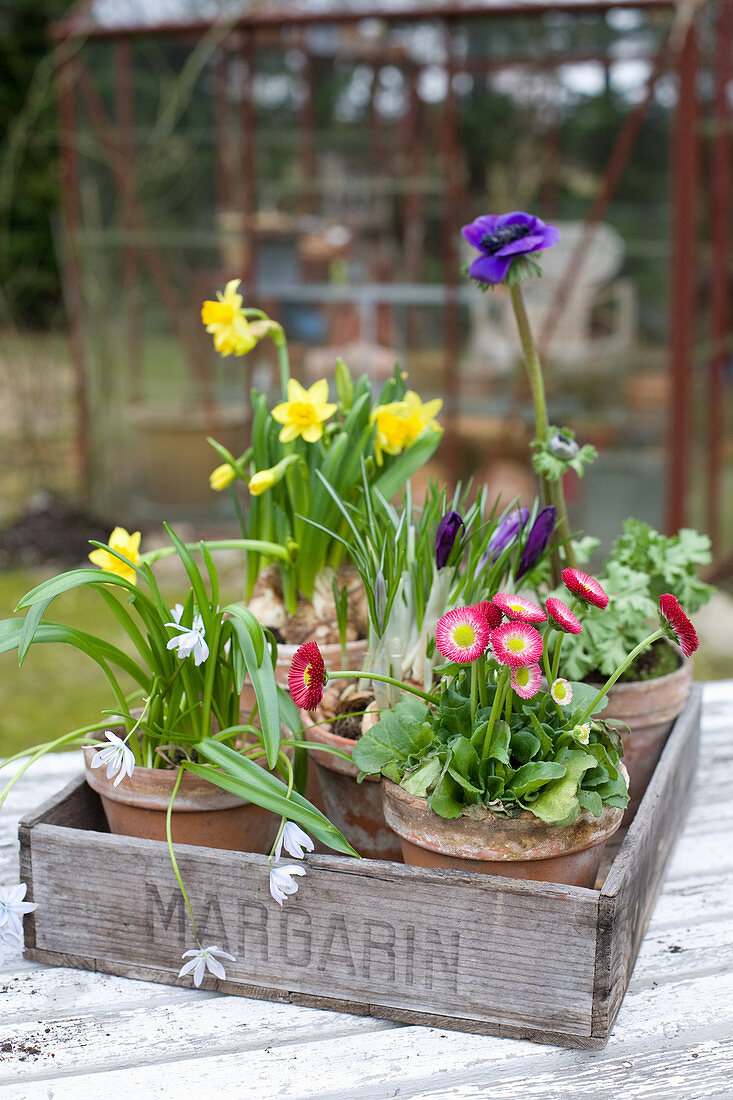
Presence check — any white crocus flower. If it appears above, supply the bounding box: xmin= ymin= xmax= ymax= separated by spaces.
xmin=0 ymin=884 xmax=37 ymax=940
xmin=269 ymin=864 xmax=306 ymax=907
xmin=90 ymin=730 xmax=136 ymax=787
xmin=178 ymin=944 xmax=235 ymax=987
xmin=274 ymin=822 xmax=314 ymax=863
xmin=165 ymin=611 xmax=209 ymax=665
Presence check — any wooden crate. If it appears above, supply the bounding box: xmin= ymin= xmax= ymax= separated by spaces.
xmin=18 ymin=686 xmax=702 ymax=1049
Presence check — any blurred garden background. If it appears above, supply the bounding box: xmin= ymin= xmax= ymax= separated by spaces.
xmin=1 ymin=0 xmax=732 ymax=755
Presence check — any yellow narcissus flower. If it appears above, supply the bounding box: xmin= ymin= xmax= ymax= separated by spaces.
xmin=89 ymin=527 xmax=141 ymax=585
xmin=370 ymin=402 xmax=409 ymax=466
xmin=249 ymin=469 xmax=278 ymax=496
xmin=271 ymin=379 xmax=337 ymax=444
xmin=370 ymin=391 xmax=443 ymax=465
xmin=209 ymin=463 xmax=237 ymax=492
xmin=201 ymin=279 xmax=257 ymax=357
xmin=401 ymin=390 xmax=443 ymax=444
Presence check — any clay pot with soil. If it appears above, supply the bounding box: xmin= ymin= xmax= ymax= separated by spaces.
xmin=591 ymin=651 xmax=692 ymax=823
xmin=303 ymin=681 xmax=403 ymax=861
xmin=83 ymin=745 xmax=277 ymax=853
xmin=381 ymin=775 xmax=626 ymax=888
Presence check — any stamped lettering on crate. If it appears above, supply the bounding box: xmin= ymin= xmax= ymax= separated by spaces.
xmin=145 ymin=884 xmax=461 ymax=994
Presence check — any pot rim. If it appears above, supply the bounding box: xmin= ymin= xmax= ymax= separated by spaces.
xmin=381 ymin=777 xmax=624 ymax=862
xmin=82 ymin=744 xmax=249 ymax=812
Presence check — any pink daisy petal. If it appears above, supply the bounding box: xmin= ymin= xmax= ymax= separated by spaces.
xmin=545 ymin=596 xmax=582 ymax=635
xmin=493 ymin=592 xmax=547 ymax=624
xmin=472 ymin=599 xmax=504 ymax=630
xmin=562 ymin=568 xmax=609 ymax=610
xmin=491 ymin=622 xmax=544 ymax=669
xmin=510 ymin=663 xmax=542 ymax=699
xmin=659 ymin=594 xmax=698 ymax=658
xmin=436 ymin=606 xmax=490 ymax=664
xmin=288 ymin=642 xmax=327 ymax=710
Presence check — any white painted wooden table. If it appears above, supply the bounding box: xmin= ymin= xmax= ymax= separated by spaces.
xmin=1 ymin=680 xmax=732 ymax=1099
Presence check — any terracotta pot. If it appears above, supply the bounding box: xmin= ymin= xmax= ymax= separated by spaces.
xmin=83 ymin=745 xmax=277 ymax=853
xmin=592 ymin=653 xmax=692 ymax=823
xmin=381 ymin=779 xmax=624 ymax=887
xmin=305 ymin=715 xmax=403 ymax=862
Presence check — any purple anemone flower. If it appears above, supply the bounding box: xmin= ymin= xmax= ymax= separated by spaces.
xmin=462 ymin=212 xmax=560 ymax=285
xmin=516 ymin=506 xmax=557 ymax=579
xmin=435 ymin=511 xmax=464 ymax=570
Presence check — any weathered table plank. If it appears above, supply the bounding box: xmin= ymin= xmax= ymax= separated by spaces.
xmin=0 ymin=681 xmax=731 ymax=1097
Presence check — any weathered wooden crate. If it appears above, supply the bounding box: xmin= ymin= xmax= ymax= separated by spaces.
xmin=18 ymin=686 xmax=702 ymax=1049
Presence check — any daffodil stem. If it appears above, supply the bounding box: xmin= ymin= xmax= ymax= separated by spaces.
xmin=166 ymin=767 xmax=199 ymax=946
xmin=329 ymin=671 xmax=436 ymax=705
xmin=482 ymin=667 xmax=509 ymax=758
xmin=275 ymin=336 xmax=290 ymax=398
xmin=578 ymin=628 xmax=663 ymax=725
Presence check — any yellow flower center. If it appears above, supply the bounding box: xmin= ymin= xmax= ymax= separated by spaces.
xmin=555 ymin=685 xmax=567 ymax=700
xmin=510 ymin=602 xmax=524 ymax=614
xmin=515 ymin=667 xmax=530 ymax=686
xmin=202 ymin=301 xmax=235 ymax=325
xmin=507 ymin=637 xmax=526 ymax=653
xmin=289 ymin=401 xmax=320 ymax=428
xmin=453 ymin=624 xmax=477 ymax=648
xmin=304 ymin=664 xmax=313 ymax=686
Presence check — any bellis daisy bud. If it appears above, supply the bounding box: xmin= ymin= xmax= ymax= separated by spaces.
xmin=562 ymin=568 xmax=609 ymax=610
xmin=658 ymin=593 xmax=698 ymax=658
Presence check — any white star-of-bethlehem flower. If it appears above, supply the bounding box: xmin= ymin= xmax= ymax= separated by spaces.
xmin=269 ymin=864 xmax=306 ymax=906
xmin=0 ymin=883 xmax=37 ymax=941
xmin=165 ymin=607 xmax=209 ymax=665
xmin=90 ymin=730 xmax=136 ymax=787
xmin=274 ymin=822 xmax=314 ymax=862
xmin=178 ymin=945 xmax=235 ymax=987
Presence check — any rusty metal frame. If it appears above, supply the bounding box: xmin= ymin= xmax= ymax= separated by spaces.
xmin=51 ymin=0 xmax=727 ymax=554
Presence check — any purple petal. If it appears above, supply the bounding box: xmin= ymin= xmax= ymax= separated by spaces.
xmin=517 ymin=506 xmax=557 ymax=578
xmin=461 ymin=215 xmax=500 ymax=250
xmin=496 ymin=233 xmax=547 ymax=257
xmin=468 ymin=253 xmax=512 ymax=285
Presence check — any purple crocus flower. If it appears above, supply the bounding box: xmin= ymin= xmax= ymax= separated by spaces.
xmin=435 ymin=511 xmax=464 ymax=570
xmin=516 ymin=506 xmax=557 ymax=579
xmin=488 ymin=507 xmax=529 ymax=562
xmin=462 ymin=212 xmax=560 ymax=285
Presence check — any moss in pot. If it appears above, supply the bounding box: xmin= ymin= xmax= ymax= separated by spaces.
xmin=288 ymin=584 xmax=700 ymax=886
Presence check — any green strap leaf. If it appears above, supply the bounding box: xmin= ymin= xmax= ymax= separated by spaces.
xmin=223 ymin=604 xmax=280 ymax=768
xmin=0 ymin=619 xmax=149 ymax=687
xmin=191 ymin=741 xmax=358 ymax=856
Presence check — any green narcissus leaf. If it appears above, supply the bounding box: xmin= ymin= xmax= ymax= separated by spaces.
xmin=529 ymin=749 xmax=597 ymax=825
xmin=508 ymin=761 xmax=567 ymax=799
